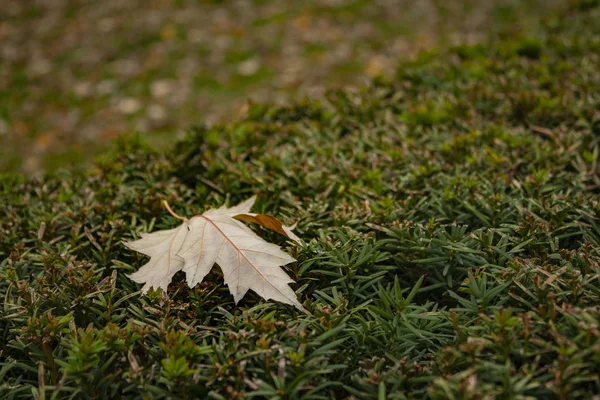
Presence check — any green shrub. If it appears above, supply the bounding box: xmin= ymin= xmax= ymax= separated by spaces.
xmin=2 ymin=5 xmax=600 ymax=399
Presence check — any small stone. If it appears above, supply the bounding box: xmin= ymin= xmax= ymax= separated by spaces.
xmin=28 ymin=58 xmax=52 ymax=76
xmin=73 ymin=81 xmax=93 ymax=98
xmin=238 ymin=58 xmax=260 ymax=76
xmin=147 ymin=104 xmax=167 ymax=122
xmin=150 ymin=80 xmax=173 ymax=99
xmin=96 ymin=80 xmax=117 ymax=96
xmin=111 ymin=59 xmax=139 ymax=76
xmin=118 ymin=98 xmax=141 ymax=115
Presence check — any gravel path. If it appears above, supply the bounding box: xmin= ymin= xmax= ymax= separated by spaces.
xmin=1 ymin=0 xmax=564 ymax=173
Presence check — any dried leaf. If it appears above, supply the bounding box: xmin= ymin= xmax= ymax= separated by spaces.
xmin=124 ymin=221 xmax=189 ymax=294
xmin=233 ymin=214 xmax=301 ymax=242
xmin=123 ymin=197 xmax=303 ymax=310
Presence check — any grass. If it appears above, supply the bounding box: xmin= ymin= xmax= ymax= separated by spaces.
xmin=2 ymin=2 xmax=600 ymax=399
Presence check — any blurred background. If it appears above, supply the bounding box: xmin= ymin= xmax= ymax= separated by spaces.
xmin=1 ymin=0 xmax=565 ymax=174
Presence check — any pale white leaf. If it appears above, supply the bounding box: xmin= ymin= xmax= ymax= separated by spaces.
xmin=219 ymin=195 xmax=256 ymax=215
xmin=124 ymin=221 xmax=189 ymax=294
xmin=282 ymin=222 xmax=301 ymax=243
xmin=178 ymin=203 xmax=303 ymax=310
xmin=124 ymin=197 xmax=304 ymax=311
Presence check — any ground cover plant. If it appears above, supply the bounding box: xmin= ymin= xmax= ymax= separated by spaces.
xmin=2 ymin=2 xmax=600 ymax=398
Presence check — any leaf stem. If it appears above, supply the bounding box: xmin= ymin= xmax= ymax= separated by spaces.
xmin=162 ymin=200 xmax=188 ymax=221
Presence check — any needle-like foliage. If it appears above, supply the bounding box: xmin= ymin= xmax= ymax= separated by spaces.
xmin=2 ymin=3 xmax=600 ymax=398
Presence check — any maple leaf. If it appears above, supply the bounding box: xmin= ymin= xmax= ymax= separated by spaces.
xmin=123 ymin=221 xmax=189 ymax=294
xmin=123 ymin=197 xmax=303 ymax=310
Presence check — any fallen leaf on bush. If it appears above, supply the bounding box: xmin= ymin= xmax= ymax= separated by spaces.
xmin=124 ymin=197 xmax=303 ymax=310
xmin=124 ymin=221 xmax=189 ymax=294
